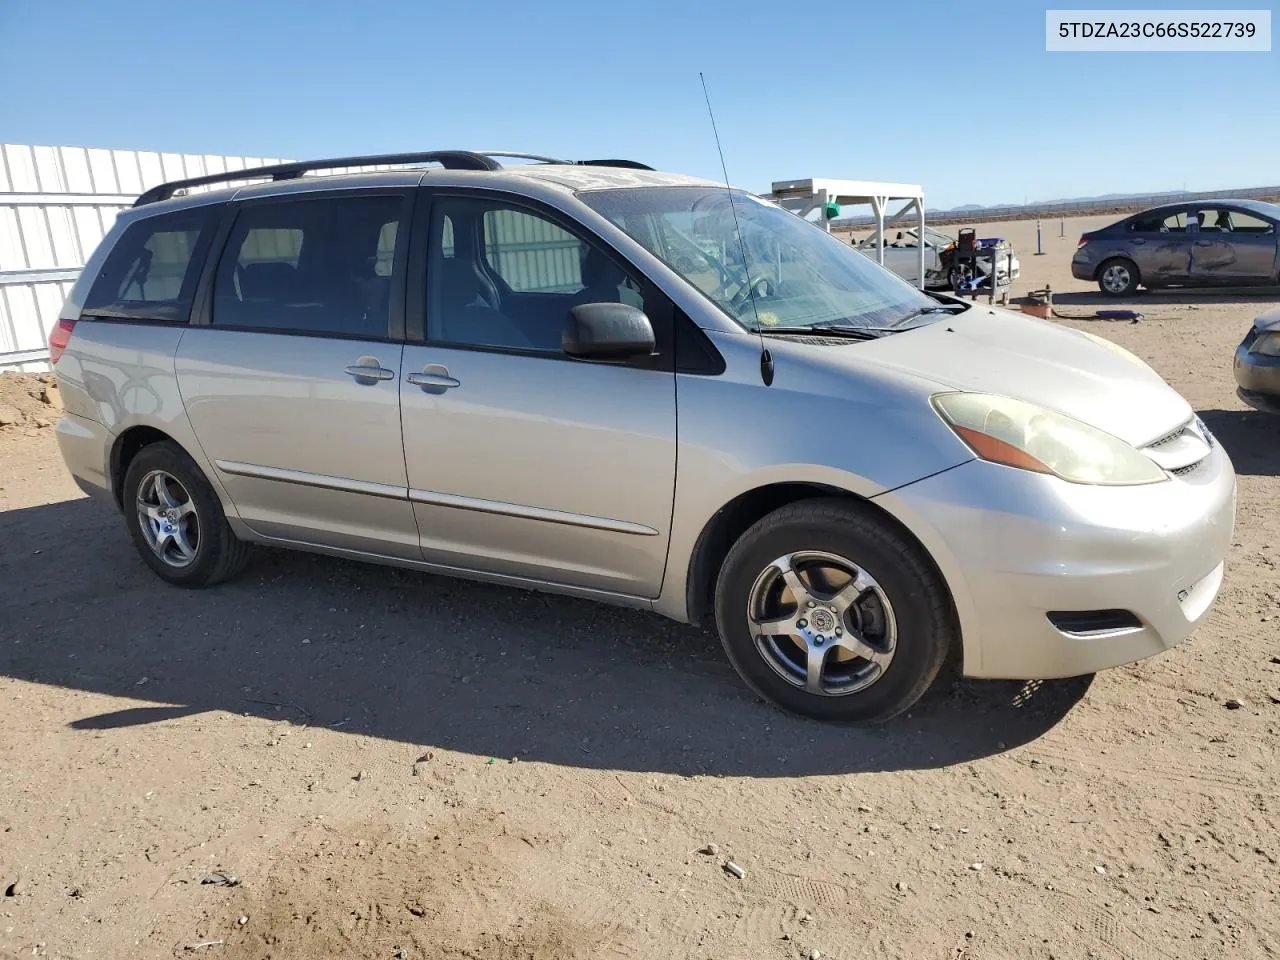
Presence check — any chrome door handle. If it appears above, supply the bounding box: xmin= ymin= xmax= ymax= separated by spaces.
xmin=344 ymin=356 xmax=394 ymax=383
xmin=406 ymin=371 xmax=460 ymax=389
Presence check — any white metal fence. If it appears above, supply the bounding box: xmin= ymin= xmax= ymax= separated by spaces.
xmin=0 ymin=144 xmax=287 ymax=371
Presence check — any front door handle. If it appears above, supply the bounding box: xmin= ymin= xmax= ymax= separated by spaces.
xmin=1194 ymin=240 xmax=1213 ymax=247
xmin=406 ymin=364 xmax=460 ymax=391
xmin=344 ymin=356 xmax=395 ymax=383
xmin=1128 ymin=238 xmax=1146 ymax=245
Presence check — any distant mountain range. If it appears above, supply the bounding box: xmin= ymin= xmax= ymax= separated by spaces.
xmin=931 ymin=190 xmax=1187 ymax=214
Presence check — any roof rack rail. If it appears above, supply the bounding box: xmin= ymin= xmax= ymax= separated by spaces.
xmin=133 ymin=150 xmax=656 ymax=206
xmin=475 ymin=151 xmax=570 ymax=164
xmin=133 ymin=150 xmax=500 ymax=206
xmin=577 ymin=159 xmax=654 ymax=170
xmin=472 ymin=152 xmax=653 ymax=171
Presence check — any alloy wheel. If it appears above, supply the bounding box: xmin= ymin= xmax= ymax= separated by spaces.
xmin=746 ymin=550 xmax=897 ymax=697
xmin=135 ymin=470 xmax=200 ymax=568
xmin=1101 ymin=263 xmax=1131 ymax=293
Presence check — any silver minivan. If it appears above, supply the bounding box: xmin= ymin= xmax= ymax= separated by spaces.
xmin=50 ymin=151 xmax=1237 ymax=722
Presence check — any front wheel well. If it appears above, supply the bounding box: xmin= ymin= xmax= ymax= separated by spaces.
xmin=110 ymin=425 xmax=181 ymax=508
xmin=684 ymin=482 xmax=950 ymax=628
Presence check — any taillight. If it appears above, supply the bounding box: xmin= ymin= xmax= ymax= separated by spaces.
xmin=1077 ymin=236 xmax=1089 ymax=248
xmin=48 ymin=318 xmax=75 ymax=364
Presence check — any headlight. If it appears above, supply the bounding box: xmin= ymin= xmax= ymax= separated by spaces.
xmin=932 ymin=392 xmax=1167 ymax=486
xmin=1075 ymin=329 xmax=1152 ymax=371
xmin=1249 ymin=331 xmax=1280 ymax=357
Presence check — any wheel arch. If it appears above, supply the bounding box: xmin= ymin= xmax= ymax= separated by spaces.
xmin=682 ymin=482 xmax=960 ymax=644
xmin=1096 ymin=254 xmax=1142 ymax=286
xmin=109 ymin=425 xmax=186 ymax=509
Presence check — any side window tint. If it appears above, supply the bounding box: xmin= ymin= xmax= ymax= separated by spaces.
xmin=1231 ymin=211 xmax=1272 ymax=234
xmin=1161 ymin=211 xmax=1188 ymax=232
xmin=1198 ymin=208 xmax=1231 ymax=232
xmin=374 ymin=222 xmax=397 ymax=277
xmin=212 ymin=195 xmax=403 ymax=338
xmin=239 ymin=228 xmax=303 ymax=266
xmin=427 ymin=197 xmax=646 ymax=354
xmin=83 ymin=207 xmax=217 ymax=321
xmin=483 ymin=209 xmax=583 ymax=293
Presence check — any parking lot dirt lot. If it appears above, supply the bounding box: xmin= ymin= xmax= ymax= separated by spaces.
xmin=2 ymin=213 xmax=1279 ymax=959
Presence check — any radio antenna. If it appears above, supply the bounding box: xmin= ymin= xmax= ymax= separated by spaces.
xmin=699 ymin=72 xmax=773 ymax=386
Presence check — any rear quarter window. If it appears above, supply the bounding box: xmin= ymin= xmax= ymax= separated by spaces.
xmin=82 ymin=206 xmax=220 ymax=322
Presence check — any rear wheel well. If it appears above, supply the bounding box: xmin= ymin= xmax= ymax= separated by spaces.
xmin=1096 ymin=255 xmax=1141 ymax=282
xmin=684 ymin=483 xmax=846 ymax=626
xmin=110 ymin=426 xmax=178 ymax=508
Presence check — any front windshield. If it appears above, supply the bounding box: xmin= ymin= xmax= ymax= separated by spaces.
xmin=924 ymin=227 xmax=955 ymax=247
xmin=581 ymin=186 xmax=941 ymax=332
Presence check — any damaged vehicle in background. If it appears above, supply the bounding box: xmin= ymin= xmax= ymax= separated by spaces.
xmin=854 ymin=226 xmax=1020 ymax=292
xmin=1073 ymin=200 xmax=1280 ymax=296
xmin=1234 ymin=305 xmax=1280 ymax=413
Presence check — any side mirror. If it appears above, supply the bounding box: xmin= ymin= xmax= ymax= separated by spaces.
xmin=563 ymin=303 xmax=655 ymax=360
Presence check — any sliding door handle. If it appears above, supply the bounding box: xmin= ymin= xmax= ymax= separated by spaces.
xmin=406 ymin=362 xmax=459 ymax=390
xmin=344 ymin=356 xmax=395 ymax=383
xmin=406 ymin=371 xmax=460 ymax=389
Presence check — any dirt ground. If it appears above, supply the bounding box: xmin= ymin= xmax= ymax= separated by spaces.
xmin=1 ymin=213 xmax=1278 ymax=960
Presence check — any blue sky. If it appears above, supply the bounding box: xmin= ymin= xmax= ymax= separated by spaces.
xmin=1 ymin=0 xmax=1276 ymax=209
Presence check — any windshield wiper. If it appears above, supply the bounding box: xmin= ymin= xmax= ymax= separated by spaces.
xmin=891 ymin=304 xmax=969 ymax=327
xmin=758 ymin=323 xmax=884 ymax=340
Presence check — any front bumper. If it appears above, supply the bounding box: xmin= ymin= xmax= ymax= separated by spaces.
xmin=879 ymin=440 xmax=1236 ymax=680
xmin=1233 ymin=336 xmax=1280 ymax=413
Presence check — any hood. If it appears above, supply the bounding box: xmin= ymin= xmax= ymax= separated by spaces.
xmin=1253 ymin=306 xmax=1280 ymax=333
xmin=832 ymin=307 xmax=1191 ymax=446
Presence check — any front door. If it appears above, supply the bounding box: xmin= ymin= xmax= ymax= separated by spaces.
xmin=177 ymin=190 xmax=421 ymax=559
xmin=398 ymin=191 xmax=677 ymax=597
xmin=1124 ymin=207 xmax=1193 ymax=283
xmin=1191 ymin=206 xmax=1279 ymax=283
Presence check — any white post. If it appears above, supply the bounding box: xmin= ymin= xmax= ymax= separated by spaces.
xmin=819 ymin=189 xmax=831 ymax=233
xmin=916 ymin=198 xmax=925 ymax=291
xmin=872 ymin=196 xmax=885 ymax=265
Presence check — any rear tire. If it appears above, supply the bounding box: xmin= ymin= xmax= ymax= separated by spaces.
xmin=713 ymin=498 xmax=956 ymax=722
xmin=1097 ymin=258 xmax=1139 ymax=296
xmin=122 ymin=441 xmax=252 ymax=587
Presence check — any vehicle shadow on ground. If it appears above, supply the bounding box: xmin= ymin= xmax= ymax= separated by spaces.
xmin=0 ymin=498 xmax=1093 ymax=778
xmin=1044 ymin=287 xmax=1279 ymax=308
xmin=1198 ymin=408 xmax=1280 ymax=477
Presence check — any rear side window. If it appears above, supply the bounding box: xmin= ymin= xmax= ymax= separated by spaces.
xmin=212 ymin=194 xmax=404 ymax=338
xmin=1129 ymin=210 xmax=1187 ymax=232
xmin=82 ymin=208 xmax=218 ymax=321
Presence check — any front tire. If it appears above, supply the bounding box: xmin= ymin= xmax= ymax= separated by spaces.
xmin=1097 ymin=258 xmax=1139 ymax=296
xmin=123 ymin=441 xmax=252 ymax=587
xmin=713 ymin=498 xmax=956 ymax=722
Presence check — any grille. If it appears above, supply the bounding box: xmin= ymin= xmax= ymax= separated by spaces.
xmin=1145 ymin=426 xmax=1186 ymax=449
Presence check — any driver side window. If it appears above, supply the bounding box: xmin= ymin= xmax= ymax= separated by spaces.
xmin=426 ymin=196 xmax=646 ymax=354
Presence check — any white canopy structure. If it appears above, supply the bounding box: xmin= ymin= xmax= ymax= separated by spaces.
xmin=770 ymin=178 xmax=927 ymax=290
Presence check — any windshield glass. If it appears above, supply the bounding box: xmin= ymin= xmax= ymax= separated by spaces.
xmin=581 ymin=186 xmax=942 ymax=332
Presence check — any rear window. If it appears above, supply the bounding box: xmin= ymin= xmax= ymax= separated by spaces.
xmin=82 ymin=207 xmax=219 ymax=321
